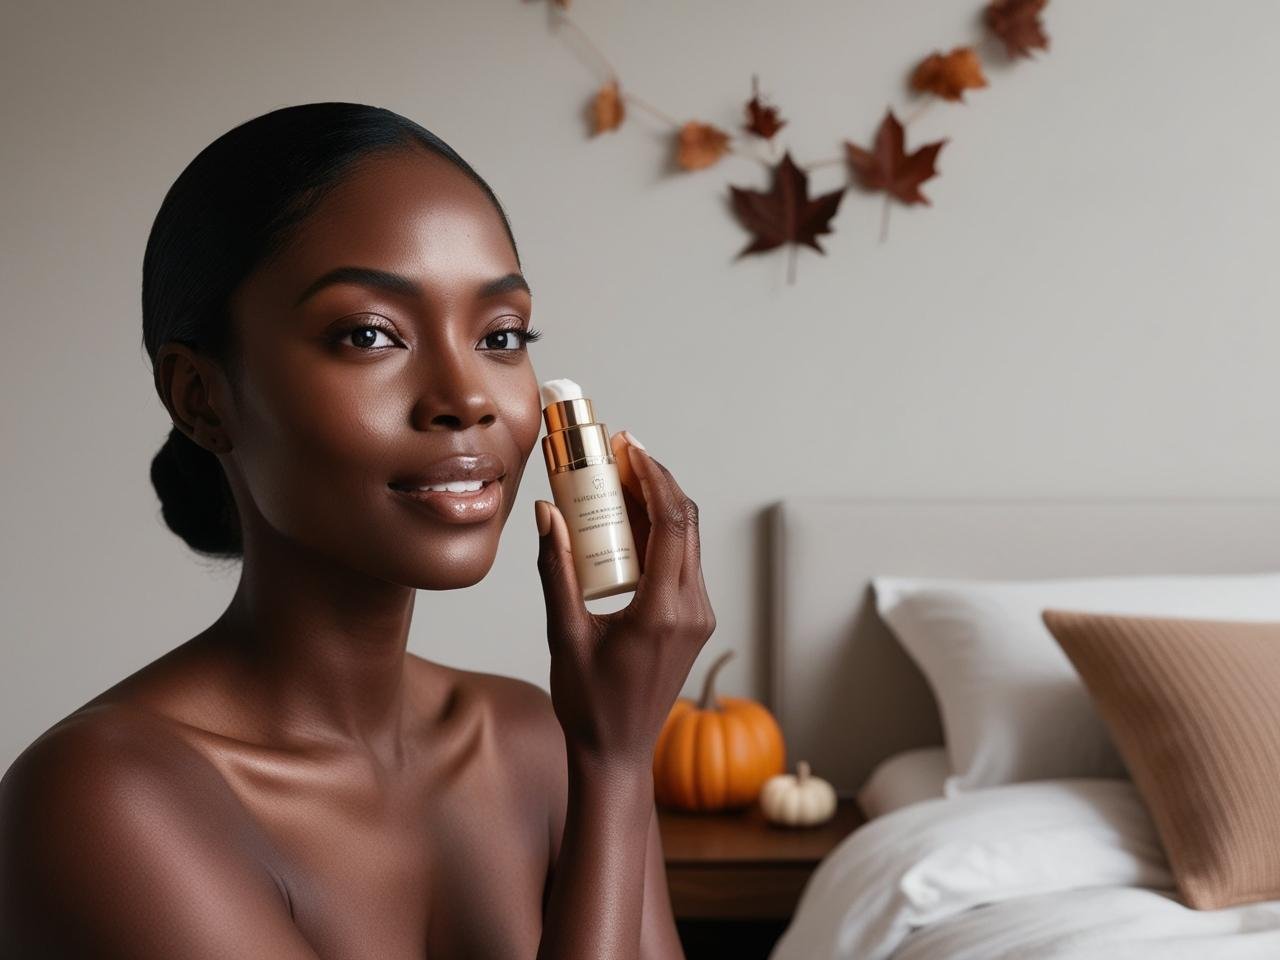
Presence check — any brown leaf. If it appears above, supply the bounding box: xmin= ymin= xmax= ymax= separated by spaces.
xmin=985 ymin=0 xmax=1049 ymax=59
xmin=677 ymin=121 xmax=731 ymax=171
xmin=910 ymin=47 xmax=988 ymax=101
xmin=591 ymin=79 xmax=624 ymax=135
xmin=729 ymin=151 xmax=845 ymax=260
xmin=845 ymin=109 xmax=946 ymax=205
xmin=743 ymin=74 xmax=787 ymax=140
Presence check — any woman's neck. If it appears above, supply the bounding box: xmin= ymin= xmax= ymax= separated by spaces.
xmin=211 ymin=527 xmax=418 ymax=762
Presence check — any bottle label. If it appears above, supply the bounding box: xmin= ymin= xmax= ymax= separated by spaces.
xmin=550 ymin=465 xmax=640 ymax=587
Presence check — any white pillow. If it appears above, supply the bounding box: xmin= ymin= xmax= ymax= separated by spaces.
xmin=872 ymin=573 xmax=1280 ymax=794
xmin=857 ymin=747 xmax=950 ymax=819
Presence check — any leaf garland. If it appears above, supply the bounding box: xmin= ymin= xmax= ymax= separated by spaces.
xmin=527 ymin=0 xmax=1051 ymax=283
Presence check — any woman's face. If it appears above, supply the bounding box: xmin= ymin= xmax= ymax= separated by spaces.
xmin=220 ymin=146 xmax=542 ymax=590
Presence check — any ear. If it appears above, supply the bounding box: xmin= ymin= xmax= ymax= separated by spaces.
xmin=153 ymin=342 xmax=235 ymax=455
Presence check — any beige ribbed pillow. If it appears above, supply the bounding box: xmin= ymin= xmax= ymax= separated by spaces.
xmin=1042 ymin=609 xmax=1280 ymax=910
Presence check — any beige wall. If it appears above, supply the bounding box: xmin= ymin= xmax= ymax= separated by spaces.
xmin=3 ymin=0 xmax=1279 ymax=771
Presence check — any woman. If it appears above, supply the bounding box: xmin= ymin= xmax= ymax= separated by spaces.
xmin=0 ymin=102 xmax=714 ymax=959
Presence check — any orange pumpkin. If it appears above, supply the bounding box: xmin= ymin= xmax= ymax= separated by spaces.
xmin=653 ymin=650 xmax=786 ymax=811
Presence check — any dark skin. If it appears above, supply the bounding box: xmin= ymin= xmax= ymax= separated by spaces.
xmin=0 ymin=146 xmax=715 ymax=959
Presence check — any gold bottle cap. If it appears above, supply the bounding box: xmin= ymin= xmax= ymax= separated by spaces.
xmin=541 ymin=395 xmax=615 ymax=475
xmin=543 ymin=396 xmax=596 ymax=434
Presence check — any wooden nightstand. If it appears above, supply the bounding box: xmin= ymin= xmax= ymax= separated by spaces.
xmin=658 ymin=799 xmax=866 ymax=960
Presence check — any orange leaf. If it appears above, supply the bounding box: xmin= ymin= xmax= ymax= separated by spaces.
xmin=910 ymin=47 xmax=988 ymax=102
xmin=677 ymin=121 xmax=731 ymax=171
xmin=845 ymin=109 xmax=946 ymax=205
xmin=985 ymin=0 xmax=1049 ymax=59
xmin=591 ymin=79 xmax=624 ymax=135
xmin=743 ymin=74 xmax=787 ymax=140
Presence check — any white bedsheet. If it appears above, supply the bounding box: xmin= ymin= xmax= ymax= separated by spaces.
xmin=767 ymin=779 xmax=1280 ymax=960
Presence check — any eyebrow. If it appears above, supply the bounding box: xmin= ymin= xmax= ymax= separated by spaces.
xmin=292 ymin=266 xmax=531 ymax=307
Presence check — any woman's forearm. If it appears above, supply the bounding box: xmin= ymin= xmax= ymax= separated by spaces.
xmin=538 ymin=747 xmax=655 ymax=960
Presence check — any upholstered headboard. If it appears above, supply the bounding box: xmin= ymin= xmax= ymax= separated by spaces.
xmin=767 ymin=498 xmax=1280 ymax=797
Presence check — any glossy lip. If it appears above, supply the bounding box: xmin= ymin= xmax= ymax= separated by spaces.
xmin=389 ymin=474 xmax=504 ymax=525
xmin=388 ymin=452 xmax=507 ymax=526
xmin=389 ymin=452 xmax=506 ymax=487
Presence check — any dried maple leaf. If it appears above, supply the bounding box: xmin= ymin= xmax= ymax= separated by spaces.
xmin=591 ymin=79 xmax=624 ymax=135
xmin=743 ymin=74 xmax=786 ymax=140
xmin=677 ymin=121 xmax=731 ymax=171
xmin=729 ymin=151 xmax=845 ymax=283
xmin=985 ymin=0 xmax=1049 ymax=59
xmin=910 ymin=47 xmax=988 ymax=101
xmin=844 ymin=109 xmax=946 ymax=205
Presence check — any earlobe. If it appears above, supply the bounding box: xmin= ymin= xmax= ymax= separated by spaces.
xmin=201 ymin=429 xmax=232 ymax=453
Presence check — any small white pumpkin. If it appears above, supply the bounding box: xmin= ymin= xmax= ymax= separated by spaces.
xmin=759 ymin=761 xmax=838 ymax=827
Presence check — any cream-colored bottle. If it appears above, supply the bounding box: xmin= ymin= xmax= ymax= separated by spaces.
xmin=540 ymin=378 xmax=641 ymax=601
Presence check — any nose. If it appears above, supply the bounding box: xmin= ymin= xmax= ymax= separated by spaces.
xmin=411 ymin=340 xmax=498 ymax=432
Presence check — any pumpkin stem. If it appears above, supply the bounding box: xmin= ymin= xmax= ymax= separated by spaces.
xmin=697 ymin=650 xmax=735 ymax=711
xmin=797 ymin=760 xmax=810 ymax=782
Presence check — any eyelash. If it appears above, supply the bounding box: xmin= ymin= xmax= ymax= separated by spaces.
xmin=330 ymin=317 xmax=543 ymax=353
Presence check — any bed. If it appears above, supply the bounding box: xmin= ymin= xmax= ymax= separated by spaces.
xmin=762 ymin=498 xmax=1280 ymax=960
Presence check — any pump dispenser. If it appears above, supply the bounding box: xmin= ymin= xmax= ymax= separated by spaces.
xmin=539 ymin=378 xmax=641 ymax=601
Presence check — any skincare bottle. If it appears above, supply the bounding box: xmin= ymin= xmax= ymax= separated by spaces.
xmin=540 ymin=378 xmax=641 ymax=601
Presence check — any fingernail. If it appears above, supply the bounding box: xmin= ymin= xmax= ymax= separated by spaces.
xmin=623 ymin=430 xmax=646 ymax=451
xmin=534 ymin=500 xmax=551 ymax=537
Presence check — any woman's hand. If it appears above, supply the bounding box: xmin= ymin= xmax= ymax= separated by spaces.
xmin=533 ymin=433 xmax=716 ymax=770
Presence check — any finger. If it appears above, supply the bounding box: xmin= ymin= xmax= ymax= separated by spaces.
xmin=534 ymin=499 xmax=591 ymax=651
xmin=611 ymin=430 xmax=639 ymax=493
xmin=618 ymin=449 xmax=712 ymax=647
xmin=638 ymin=454 xmax=702 ymax=590
xmin=682 ymin=505 xmax=702 ymax=590
xmin=695 ymin=563 xmax=715 ymax=634
xmin=625 ymin=446 xmax=687 ymax=603
xmin=610 ymin=432 xmax=650 ymax=573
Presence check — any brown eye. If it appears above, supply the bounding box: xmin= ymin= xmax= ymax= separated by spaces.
xmin=482 ymin=330 xmax=519 ymax=351
xmin=351 ymin=326 xmax=394 ymax=349
xmin=330 ymin=318 xmax=401 ymax=351
xmin=477 ymin=326 xmax=543 ymax=352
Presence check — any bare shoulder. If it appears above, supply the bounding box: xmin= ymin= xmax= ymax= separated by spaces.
xmin=483 ymin=672 xmax=564 ymax=765
xmin=461 ymin=668 xmax=570 ymax=859
xmin=3 ymin=700 xmax=241 ymax=801
xmin=477 ymin=671 xmax=561 ymax=739
xmin=406 ymin=654 xmax=568 ymax=825
xmin=0 ymin=703 xmax=216 ymax=826
xmin=407 ymin=653 xmax=563 ymax=752
xmin=0 ymin=702 xmax=246 ymax=883
xmin=0 ymin=705 xmax=306 ymax=957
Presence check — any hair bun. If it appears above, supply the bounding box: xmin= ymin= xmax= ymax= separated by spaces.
xmin=149 ymin=426 xmax=242 ymax=558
